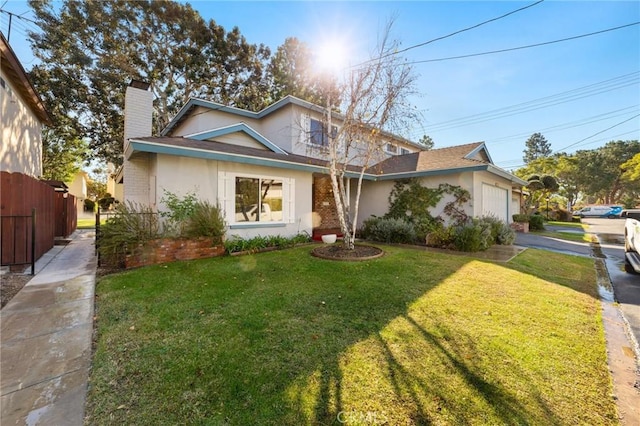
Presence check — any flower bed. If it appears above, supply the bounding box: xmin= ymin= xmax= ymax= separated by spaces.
xmin=125 ymin=237 xmax=225 ymax=269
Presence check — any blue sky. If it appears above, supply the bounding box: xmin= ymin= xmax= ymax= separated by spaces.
xmin=1 ymin=1 xmax=638 ymax=170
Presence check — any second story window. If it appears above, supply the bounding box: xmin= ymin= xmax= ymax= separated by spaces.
xmin=400 ymin=147 xmax=410 ymax=155
xmin=309 ymin=118 xmax=337 ymax=147
xmin=384 ymin=143 xmax=398 ymax=155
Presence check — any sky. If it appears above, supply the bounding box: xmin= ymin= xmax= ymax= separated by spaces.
xmin=1 ymin=1 xmax=639 ymax=170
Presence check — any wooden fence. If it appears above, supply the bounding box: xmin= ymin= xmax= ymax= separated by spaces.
xmin=0 ymin=171 xmax=77 ymax=269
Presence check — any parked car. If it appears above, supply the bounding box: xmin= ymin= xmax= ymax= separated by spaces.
xmin=621 ymin=209 xmax=640 ymax=274
xmin=573 ymin=205 xmax=622 ymax=219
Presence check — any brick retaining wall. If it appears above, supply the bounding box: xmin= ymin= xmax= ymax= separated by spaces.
xmin=125 ymin=237 xmax=225 ymax=269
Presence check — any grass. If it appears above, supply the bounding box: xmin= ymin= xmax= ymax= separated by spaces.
xmin=86 ymin=246 xmax=617 ymax=425
xmin=77 ymin=217 xmax=96 ymax=229
xmin=531 ymin=221 xmax=593 ymax=243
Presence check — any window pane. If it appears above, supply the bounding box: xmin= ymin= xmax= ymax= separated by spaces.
xmin=310 ymin=119 xmax=325 ymax=146
xmin=234 ymin=177 xmax=284 ymax=223
xmin=235 ymin=177 xmax=260 ymax=222
xmin=261 ymin=179 xmax=283 ymax=222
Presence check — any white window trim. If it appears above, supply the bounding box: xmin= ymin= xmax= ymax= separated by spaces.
xmin=384 ymin=143 xmax=398 ymax=155
xmin=218 ymin=171 xmax=295 ymax=227
xmin=303 ymin=114 xmax=338 ymax=149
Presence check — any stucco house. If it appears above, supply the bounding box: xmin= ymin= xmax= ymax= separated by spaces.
xmin=121 ymin=81 xmax=526 ymax=240
xmin=0 ymin=32 xmax=52 ymax=176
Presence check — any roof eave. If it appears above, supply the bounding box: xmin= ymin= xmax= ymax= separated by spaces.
xmin=0 ymin=33 xmax=53 ymax=126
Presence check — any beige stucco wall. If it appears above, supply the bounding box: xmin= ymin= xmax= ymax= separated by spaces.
xmin=153 ymin=154 xmax=313 ymax=240
xmin=355 ymin=172 xmax=493 ymax=228
xmin=0 ymin=70 xmax=43 ymax=177
xmin=176 ymin=107 xmax=263 ymax=136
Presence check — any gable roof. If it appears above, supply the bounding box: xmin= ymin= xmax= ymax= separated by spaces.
xmin=370 ymin=142 xmax=527 ymax=185
xmin=0 ymin=33 xmax=52 ymax=125
xmin=127 ymin=137 xmax=526 ymax=186
xmin=160 ymin=95 xmax=422 ymax=150
xmin=184 ymin=123 xmax=288 ymax=154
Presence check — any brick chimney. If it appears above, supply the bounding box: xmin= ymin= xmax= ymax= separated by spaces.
xmin=123 ymin=80 xmax=153 ymax=205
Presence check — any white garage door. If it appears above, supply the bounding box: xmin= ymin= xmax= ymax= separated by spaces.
xmin=482 ymin=184 xmax=508 ymax=222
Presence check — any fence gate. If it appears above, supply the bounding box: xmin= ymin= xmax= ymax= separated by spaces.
xmin=0 ymin=208 xmax=36 ymax=274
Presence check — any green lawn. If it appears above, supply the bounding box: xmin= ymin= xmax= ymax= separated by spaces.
xmin=86 ymin=246 xmax=617 ymax=425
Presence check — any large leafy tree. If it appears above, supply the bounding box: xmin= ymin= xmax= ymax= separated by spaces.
xmin=267 ymin=37 xmax=338 ymax=106
xmin=28 ymin=0 xmax=271 ymax=166
xmin=522 ymin=132 xmax=551 ymax=164
xmin=573 ymin=140 xmax=640 ymax=204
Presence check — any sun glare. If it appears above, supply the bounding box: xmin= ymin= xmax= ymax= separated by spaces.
xmin=315 ymin=38 xmax=349 ymax=76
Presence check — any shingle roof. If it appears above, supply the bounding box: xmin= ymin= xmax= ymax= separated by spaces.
xmin=370 ymin=142 xmax=487 ymax=175
xmin=128 ymin=137 xmax=526 ymax=185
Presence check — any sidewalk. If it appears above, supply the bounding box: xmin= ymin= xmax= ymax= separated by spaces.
xmin=1 ymin=229 xmax=97 ymax=425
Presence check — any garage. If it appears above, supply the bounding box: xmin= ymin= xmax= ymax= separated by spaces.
xmin=481 ymin=184 xmax=508 ymax=222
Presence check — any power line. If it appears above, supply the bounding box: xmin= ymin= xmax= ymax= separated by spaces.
xmin=555 ymin=114 xmax=640 ymax=152
xmin=487 ymin=106 xmax=639 ymax=144
xmin=356 ymin=0 xmax=545 ymax=67
xmin=496 ymin=129 xmax=640 ymax=169
xmin=404 ymin=22 xmax=640 ymax=66
xmin=414 ymin=71 xmax=639 ymax=135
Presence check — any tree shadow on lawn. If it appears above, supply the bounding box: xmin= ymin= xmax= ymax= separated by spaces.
xmin=90 ymin=246 xmax=604 ymax=424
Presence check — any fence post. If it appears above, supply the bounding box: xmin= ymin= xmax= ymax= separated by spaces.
xmin=31 ymin=208 xmax=36 ymax=275
xmin=96 ymin=207 xmax=100 ymax=264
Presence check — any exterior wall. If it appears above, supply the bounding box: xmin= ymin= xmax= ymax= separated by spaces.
xmin=66 ymin=172 xmax=89 ymax=218
xmin=153 ymin=154 xmax=313 ymax=240
xmin=124 ymin=154 xmax=152 ymax=205
xmin=175 ymin=107 xmax=263 ymax=136
xmin=0 ymin=70 xmax=43 ymax=177
xmin=210 ymin=133 xmax=269 ymax=150
xmin=172 ymin=102 xmax=420 ymax=163
xmin=355 ymin=172 xmax=477 ymax=228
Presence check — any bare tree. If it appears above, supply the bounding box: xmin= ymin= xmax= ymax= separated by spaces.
xmin=324 ymin=21 xmax=419 ymax=250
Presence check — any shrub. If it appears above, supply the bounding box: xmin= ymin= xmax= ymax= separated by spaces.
xmin=182 ymin=201 xmax=226 ymax=243
xmin=224 ymin=233 xmax=311 ymax=254
xmin=98 ymin=202 xmax=160 ymax=267
xmin=425 ymin=223 xmax=455 ymax=249
xmin=361 ymin=216 xmax=416 ymax=244
xmin=529 ymin=214 xmax=545 ymax=231
xmin=453 ymin=221 xmax=491 ymax=252
xmin=160 ymin=190 xmax=198 ymax=236
xmin=84 ymin=199 xmax=96 ymax=212
xmin=480 ymin=216 xmax=516 ymax=246
xmin=512 ymin=214 xmax=529 ymax=223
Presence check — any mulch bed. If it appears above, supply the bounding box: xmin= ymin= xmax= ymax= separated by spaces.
xmin=311 ymin=244 xmax=384 ymax=261
xmin=1 ymin=274 xmax=32 ymax=309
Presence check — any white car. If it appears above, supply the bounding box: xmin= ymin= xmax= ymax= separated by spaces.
xmin=574 ymin=206 xmax=622 ymax=219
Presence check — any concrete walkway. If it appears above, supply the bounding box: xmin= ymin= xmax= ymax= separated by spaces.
xmin=1 ymin=230 xmax=96 ymax=425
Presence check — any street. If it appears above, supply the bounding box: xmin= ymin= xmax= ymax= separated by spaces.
xmin=582 ymin=218 xmax=640 ymax=351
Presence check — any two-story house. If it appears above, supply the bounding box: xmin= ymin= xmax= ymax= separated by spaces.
xmin=121 ymin=81 xmax=525 ymax=240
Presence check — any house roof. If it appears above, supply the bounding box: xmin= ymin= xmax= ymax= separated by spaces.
xmin=127 ymin=136 xmax=337 ymax=175
xmin=184 ymin=122 xmax=288 ymax=154
xmin=160 ymin=95 xmax=423 ymax=150
xmin=127 ymin=136 xmax=527 ymax=186
xmin=0 ymin=33 xmax=52 ymax=125
xmin=370 ymin=142 xmax=527 ymax=185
